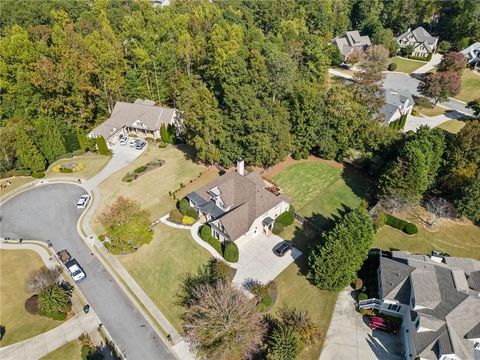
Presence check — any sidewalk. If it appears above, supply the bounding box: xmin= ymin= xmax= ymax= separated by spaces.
xmin=412 ymin=53 xmax=443 ymax=74
xmin=0 ymin=312 xmax=100 ymax=360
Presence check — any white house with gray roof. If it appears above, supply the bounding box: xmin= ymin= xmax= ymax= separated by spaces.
xmin=332 ymin=30 xmax=371 ymax=61
xmin=381 ymin=89 xmax=415 ymax=125
xmin=461 ymin=42 xmax=480 ymax=69
xmin=396 ymin=27 xmax=438 ymax=58
xmin=88 ymin=99 xmax=179 ymax=143
xmin=359 ymin=252 xmax=480 ymax=360
xmin=186 ymin=160 xmax=290 ymax=247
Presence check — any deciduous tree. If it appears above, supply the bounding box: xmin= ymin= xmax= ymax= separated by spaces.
xmin=15 ymin=127 xmax=46 ymax=171
xmin=455 ymin=171 xmax=480 ymax=222
xmin=418 ymin=71 xmax=461 ymax=105
xmin=437 ymin=51 xmax=467 ymax=73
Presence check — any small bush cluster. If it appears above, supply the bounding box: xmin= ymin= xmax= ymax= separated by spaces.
xmin=98 ymin=234 xmax=105 ymax=242
xmin=223 ymin=241 xmax=239 ymax=262
xmin=388 ymin=63 xmax=397 ymax=71
xmin=276 ymin=211 xmax=294 ymax=226
xmin=122 ymin=160 xmax=165 ymax=182
xmin=385 ymin=214 xmax=418 ymax=234
xmin=73 ymin=149 xmax=86 ymax=156
xmin=60 ymin=167 xmax=74 ymax=173
xmin=134 ymin=165 xmax=147 ymax=174
xmin=272 ymin=222 xmax=284 ymax=235
xmin=169 ymin=209 xmax=184 ymax=224
xmin=158 ymin=143 xmax=167 ymax=149
xmin=96 ymin=136 xmax=111 ymax=156
xmin=175 ymin=198 xmax=199 ymax=224
xmin=199 ymin=225 xmax=223 ymax=255
xmin=0 ymin=169 xmax=32 ymax=178
xmin=182 ymin=216 xmax=196 ymax=225
xmin=32 ymin=171 xmax=45 ymax=179
xmin=389 ymin=114 xmax=407 ymax=130
xmin=357 ymin=292 xmax=368 ymax=301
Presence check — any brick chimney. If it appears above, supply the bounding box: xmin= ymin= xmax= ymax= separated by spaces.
xmin=237 ymin=158 xmax=245 ymax=176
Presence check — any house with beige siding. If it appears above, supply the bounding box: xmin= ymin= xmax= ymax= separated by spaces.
xmin=186 ymin=160 xmax=290 ymax=247
xmin=88 ymin=99 xmax=179 ymax=143
xmin=396 ymin=27 xmax=438 ymax=58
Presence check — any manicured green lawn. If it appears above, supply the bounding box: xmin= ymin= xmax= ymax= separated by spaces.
xmin=118 ymin=223 xmax=211 ymax=333
xmin=272 ymin=222 xmax=337 ymax=360
xmin=374 ymin=219 xmax=480 ymax=260
xmin=435 ymin=119 xmax=466 ymax=134
xmin=45 ymin=153 xmax=111 ymax=180
xmin=413 ymin=105 xmax=447 ymax=117
xmin=0 ymin=176 xmax=34 ymax=201
xmin=0 ymin=250 xmax=64 ymax=347
xmin=389 ymin=56 xmax=426 ymax=73
xmin=455 ymin=69 xmax=480 ymax=103
xmin=92 ymin=145 xmax=209 ymax=233
xmin=272 ymin=162 xmax=370 ymax=229
xmin=40 ymin=340 xmax=81 ymax=360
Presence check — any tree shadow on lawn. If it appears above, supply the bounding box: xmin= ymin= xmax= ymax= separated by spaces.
xmin=341 ymin=165 xmax=375 ymax=205
xmin=175 ymin=143 xmax=198 ymax=162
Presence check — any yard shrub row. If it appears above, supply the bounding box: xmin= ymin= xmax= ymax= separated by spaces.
xmin=272 ymin=222 xmax=284 ymax=235
xmin=0 ymin=169 xmax=32 ymax=179
xmin=385 ymin=214 xmax=418 ymax=235
xmin=96 ymin=136 xmax=111 ymax=156
xmin=199 ymin=225 xmax=239 ymax=263
xmin=389 ymin=115 xmax=407 ymax=130
xmin=32 ymin=171 xmax=45 ymax=179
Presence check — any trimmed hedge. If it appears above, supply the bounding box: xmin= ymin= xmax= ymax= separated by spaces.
xmin=199 ymin=225 xmax=223 ymax=255
xmin=186 ymin=206 xmax=199 ymax=220
xmin=73 ymin=149 xmax=86 ymax=156
xmin=385 ymin=214 xmax=418 ymax=235
xmin=182 ymin=216 xmax=196 ymax=225
xmin=96 ymin=136 xmax=111 ymax=156
xmin=272 ymin=222 xmax=284 ymax=235
xmin=357 ymin=292 xmax=368 ymax=301
xmin=133 ymin=165 xmax=147 ymax=174
xmin=55 ymin=153 xmax=74 ymax=161
xmin=388 ymin=63 xmax=397 ymax=71
xmin=39 ymin=309 xmax=67 ymax=320
xmin=60 ymin=167 xmax=73 ymax=173
xmin=223 ymin=241 xmax=239 ymax=262
xmin=0 ymin=169 xmax=32 ymax=179
xmin=169 ymin=209 xmax=183 ymax=224
xmin=178 ymin=198 xmax=189 ymax=215
xmin=32 ymin=171 xmax=45 ymax=179
xmin=276 ymin=211 xmax=294 ymax=226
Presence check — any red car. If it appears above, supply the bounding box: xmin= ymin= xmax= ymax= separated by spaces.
xmin=369 ymin=316 xmax=399 ymax=334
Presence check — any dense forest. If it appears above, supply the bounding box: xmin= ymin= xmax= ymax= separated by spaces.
xmin=0 ymin=0 xmax=479 ymax=220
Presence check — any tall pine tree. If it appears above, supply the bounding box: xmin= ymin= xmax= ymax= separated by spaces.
xmin=34 ymin=117 xmax=66 ymax=162
xmin=15 ymin=128 xmax=46 ymax=172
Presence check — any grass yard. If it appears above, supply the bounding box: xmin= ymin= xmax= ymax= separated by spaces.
xmin=271 ymin=222 xmax=337 ymax=360
xmin=454 ymin=69 xmax=480 ymax=103
xmin=435 ymin=119 xmax=466 ymax=134
xmin=118 ymin=223 xmax=211 ymax=333
xmin=375 ymin=219 xmax=480 ymax=260
xmin=272 ymin=162 xmax=370 ymax=229
xmin=0 ymin=177 xmax=34 ymax=200
xmin=46 ymin=153 xmax=110 ymax=180
xmin=40 ymin=339 xmax=81 ymax=360
xmin=413 ymin=105 xmax=447 ymax=117
xmin=0 ymin=250 xmax=64 ymax=347
xmin=92 ymin=145 xmax=209 ymax=233
xmin=389 ymin=56 xmax=426 ymax=73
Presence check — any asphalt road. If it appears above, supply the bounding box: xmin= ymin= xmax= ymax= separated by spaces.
xmin=383 ymin=73 xmax=474 ymax=116
xmin=0 ymin=183 xmax=176 ymax=360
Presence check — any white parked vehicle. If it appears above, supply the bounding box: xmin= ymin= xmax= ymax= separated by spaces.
xmin=128 ymin=138 xmax=137 ymax=147
xmin=76 ymin=194 xmax=90 ymax=208
xmin=119 ymin=137 xmax=128 ymax=145
xmin=65 ymin=259 xmax=86 ymax=282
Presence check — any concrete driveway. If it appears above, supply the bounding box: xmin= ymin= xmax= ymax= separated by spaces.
xmin=320 ymin=291 xmax=404 ymax=360
xmin=0 ymin=184 xmax=176 ymax=360
xmin=232 ymin=233 xmax=302 ymax=286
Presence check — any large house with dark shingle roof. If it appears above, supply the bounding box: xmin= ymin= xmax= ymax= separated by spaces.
xmin=332 ymin=30 xmax=371 ymax=61
xmin=381 ymin=89 xmax=415 ymax=125
xmin=186 ymin=160 xmax=290 ymax=246
xmin=88 ymin=99 xmax=179 ymax=143
xmin=396 ymin=27 xmax=438 ymax=58
xmin=360 ymin=252 xmax=480 ymax=360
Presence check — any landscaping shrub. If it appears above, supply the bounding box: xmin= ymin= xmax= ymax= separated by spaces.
xmin=199 ymin=225 xmax=223 ymax=255
xmin=73 ymin=149 xmax=86 ymax=156
xmin=39 ymin=310 xmax=67 ymax=320
xmin=276 ymin=211 xmax=294 ymax=226
xmin=359 ymin=308 xmax=376 ymax=316
xmin=209 ymin=258 xmax=230 ymax=281
xmin=178 ymin=198 xmax=190 ymax=215
xmin=385 ymin=214 xmax=418 ymax=235
xmin=128 ymin=132 xmax=137 ymax=138
xmin=96 ymin=136 xmax=111 ymax=156
xmin=60 ymin=167 xmax=74 ymax=173
xmin=133 ymin=165 xmax=147 ymax=174
xmin=374 ymin=210 xmax=386 ymax=229
xmin=182 ymin=216 xmax=196 ymax=225
xmin=121 ymin=172 xmax=136 ymax=182
xmin=169 ymin=209 xmax=183 ymax=224
xmin=357 ymin=292 xmax=368 ymax=301
xmin=32 ymin=171 xmax=45 ymax=179
xmin=223 ymin=241 xmax=239 ymax=262
xmin=55 ymin=153 xmax=74 ymax=161
xmin=98 ymin=235 xmax=105 ymax=242
xmin=272 ymin=222 xmax=284 ymax=235
xmin=158 ymin=143 xmax=167 ymax=149
xmin=25 ymin=295 xmax=39 ymax=314
xmin=0 ymin=169 xmax=32 ymax=178
xmin=186 ymin=206 xmax=199 ymax=219
xmin=354 ymin=278 xmax=363 ymax=291
xmin=388 ymin=63 xmax=397 ymax=71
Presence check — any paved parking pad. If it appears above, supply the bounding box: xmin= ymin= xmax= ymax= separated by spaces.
xmin=233 ymin=233 xmax=302 ymax=286
xmin=320 ymin=291 xmax=404 ymax=360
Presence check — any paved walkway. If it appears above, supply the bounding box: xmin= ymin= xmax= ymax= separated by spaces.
xmin=412 ymin=53 xmax=443 ymax=74
xmin=0 ymin=312 xmax=100 ymax=360
xmin=320 ymin=291 xmax=404 ymax=360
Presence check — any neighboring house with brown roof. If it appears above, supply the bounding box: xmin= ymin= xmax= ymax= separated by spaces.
xmin=360 ymin=252 xmax=480 ymax=360
xmin=88 ymin=99 xmax=179 ymax=142
xmin=396 ymin=27 xmax=438 ymax=58
xmin=332 ymin=30 xmax=371 ymax=61
xmin=186 ymin=160 xmax=290 ymax=247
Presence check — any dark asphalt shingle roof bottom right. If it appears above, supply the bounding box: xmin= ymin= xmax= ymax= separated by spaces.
xmin=379 ymin=257 xmax=415 ymax=298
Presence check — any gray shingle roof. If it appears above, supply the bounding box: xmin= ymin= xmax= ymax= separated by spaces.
xmin=379 ymin=257 xmax=415 ymax=298
xmin=332 ymin=30 xmax=371 ymax=57
xmin=381 ymin=89 xmax=414 ymax=123
xmin=396 ymin=27 xmax=438 ymax=52
xmin=88 ymin=100 xmax=176 ymax=139
xmin=190 ymin=171 xmax=288 ymax=241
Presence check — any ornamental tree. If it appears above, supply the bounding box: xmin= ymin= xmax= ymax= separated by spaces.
xmin=437 ymin=51 xmax=467 ymax=73
xmin=418 ymin=71 xmax=461 ymax=105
